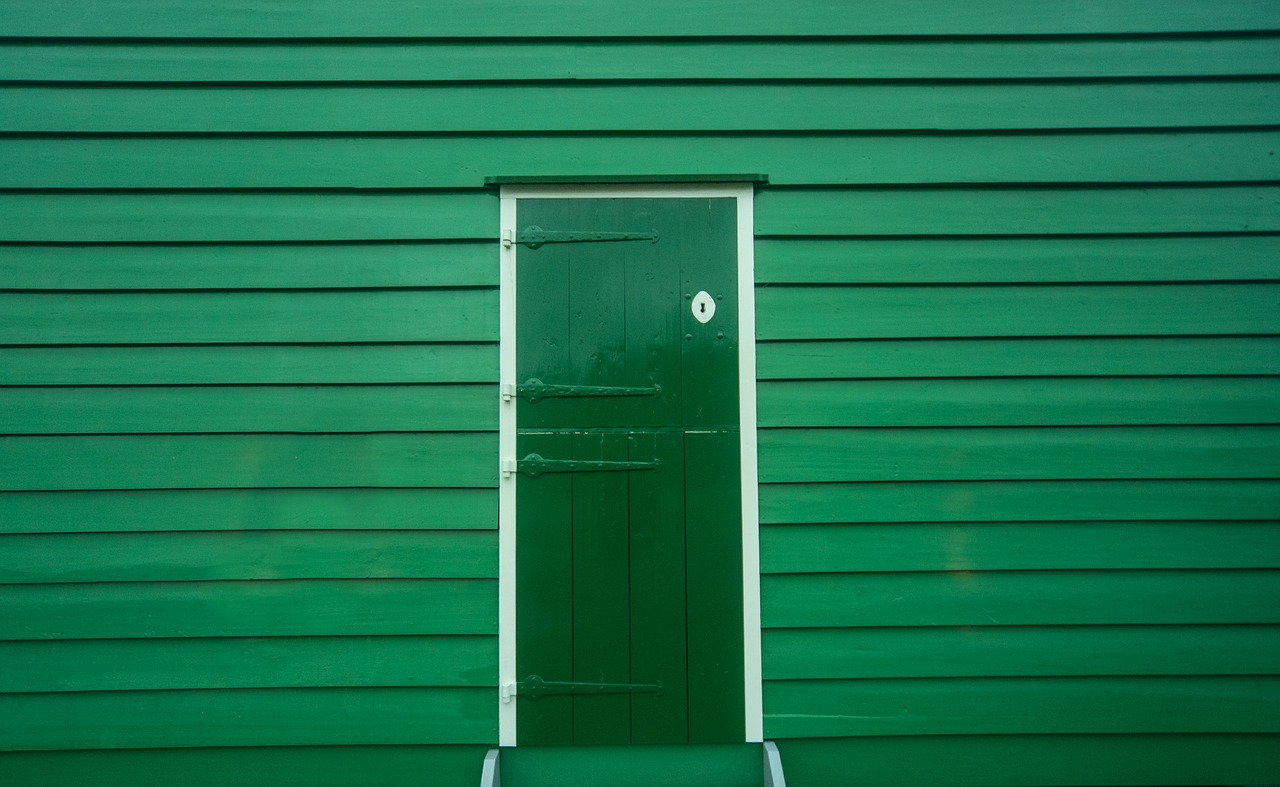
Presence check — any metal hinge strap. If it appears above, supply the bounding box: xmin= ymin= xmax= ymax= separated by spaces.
xmin=516 ymin=453 xmax=660 ymax=479
xmin=502 ymin=225 xmax=659 ymax=250
xmin=516 ymin=378 xmax=661 ymax=404
xmin=508 ymin=674 xmax=665 ymax=701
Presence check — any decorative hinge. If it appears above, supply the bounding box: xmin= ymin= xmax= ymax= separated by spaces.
xmin=516 ymin=453 xmax=660 ymax=479
xmin=505 ymin=674 xmax=664 ymax=702
xmin=502 ymin=225 xmax=659 ymax=250
xmin=516 ymin=378 xmax=661 ymax=404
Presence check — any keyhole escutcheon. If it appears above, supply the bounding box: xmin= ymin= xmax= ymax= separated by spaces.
xmin=691 ymin=290 xmax=716 ymax=324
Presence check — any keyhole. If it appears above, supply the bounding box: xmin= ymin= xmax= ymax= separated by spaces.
xmin=691 ymin=290 xmax=715 ymax=324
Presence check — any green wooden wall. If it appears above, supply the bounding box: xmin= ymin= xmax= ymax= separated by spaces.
xmin=2 ymin=2 xmax=1279 ymax=786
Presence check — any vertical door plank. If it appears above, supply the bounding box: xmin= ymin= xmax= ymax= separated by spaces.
xmin=628 ymin=430 xmax=690 ymax=742
xmin=515 ymin=430 xmax=574 ymax=745
xmin=678 ymin=198 xmax=745 ymax=741
xmin=515 ymin=197 xmax=575 ymax=743
xmin=685 ymin=430 xmax=746 ymax=742
xmin=571 ymin=431 xmax=632 ymax=743
xmin=680 ymin=198 xmax=740 ymax=429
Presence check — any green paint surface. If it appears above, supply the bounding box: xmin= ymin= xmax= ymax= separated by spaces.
xmin=7 ymin=132 xmax=1280 ymax=189
xmin=759 ymin=378 xmax=1280 ymax=427
xmin=761 ymin=479 xmax=1280 ymax=524
xmin=764 ymin=625 xmax=1280 ymax=680
xmin=759 ymin=425 xmax=1280 ymax=482
xmin=0 ymin=579 xmax=497 ymax=639
xmin=774 ymin=735 xmax=1280 ymax=787
xmin=0 ymin=746 xmax=491 ymax=787
xmin=7 ymin=39 xmax=1280 ymax=81
xmin=0 ymin=192 xmax=496 ymax=241
xmin=0 ymin=687 xmax=496 ymax=749
xmin=757 ymin=336 xmax=1280 ymax=379
xmin=0 ymin=242 xmax=496 ymax=289
xmin=3 ymin=7 xmax=1279 ymax=787
xmin=497 ymin=743 xmax=763 ymax=787
xmin=0 ymin=488 xmax=497 ymax=534
xmin=763 ymin=570 xmax=1280 ymax=628
xmin=5 ymin=1 xmax=1279 ymax=37
xmin=0 ymin=433 xmax=497 ymax=490
xmin=0 ymin=635 xmax=497 ymax=692
xmin=761 ymin=521 xmax=1280 ymax=573
xmin=0 ymin=344 xmax=498 ymax=385
xmin=756 ymin=235 xmax=1280 ymax=284
xmin=4 ymin=83 xmax=1277 ymax=132
xmin=0 ymin=385 xmax=498 ymax=433
xmin=0 ymin=530 xmax=497 ymax=583
xmin=0 ymin=290 xmax=498 ymax=344
xmin=759 ymin=283 xmax=1280 ymax=339
xmin=515 ymin=198 xmax=743 ymax=745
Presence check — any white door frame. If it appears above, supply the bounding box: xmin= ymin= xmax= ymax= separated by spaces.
xmin=497 ymin=183 xmax=761 ymax=745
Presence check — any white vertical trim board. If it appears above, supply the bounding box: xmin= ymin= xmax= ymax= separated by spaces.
xmin=497 ymin=183 xmax=762 ymax=745
xmin=497 ymin=194 xmax=519 ymax=746
xmin=735 ymin=189 xmax=764 ymax=744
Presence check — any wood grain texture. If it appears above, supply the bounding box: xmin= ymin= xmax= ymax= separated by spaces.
xmin=6 ymin=1 xmax=1278 ymax=37
xmin=0 ymin=578 xmax=496 ymax=639
xmin=757 ymin=283 xmax=1280 ymax=340
xmin=757 ymin=378 xmax=1280 ymax=427
xmin=7 ymin=132 xmax=1280 ymax=189
xmin=0 ymin=192 xmax=495 ymax=242
xmin=0 ymin=635 xmax=496 ymax=692
xmin=755 ymin=235 xmax=1280 ymax=284
xmin=3 ymin=7 xmax=1278 ymax=782
xmin=7 ymin=39 xmax=1280 ymax=81
xmin=757 ymin=186 xmax=1280 ymax=236
xmin=760 ymin=479 xmax=1280 ymax=524
xmin=0 ymin=385 xmax=498 ymax=434
xmin=763 ymin=676 xmax=1280 ymax=737
xmin=0 ymin=687 xmax=496 ymax=750
xmin=0 ymin=488 xmax=498 ymax=534
xmin=760 ymin=521 xmax=1280 ymax=573
xmin=774 ymin=735 xmax=1280 ymax=787
xmin=764 ymin=625 xmax=1280 ymax=679
xmin=0 ymin=242 xmax=496 ymax=289
xmin=3 ymin=82 xmax=1276 ymax=133
xmin=758 ymin=425 xmax=1280 ymax=482
xmin=0 ymin=344 xmax=498 ymax=385
xmin=0 ymin=745 xmax=491 ymax=787
xmin=0 ymin=530 xmax=497 ymax=583
xmin=0 ymin=433 xmax=497 ymax=491
xmin=756 ymin=337 xmax=1280 ymax=380
xmin=0 ymin=290 xmax=498 ymax=345
xmin=762 ymin=569 xmax=1280 ymax=627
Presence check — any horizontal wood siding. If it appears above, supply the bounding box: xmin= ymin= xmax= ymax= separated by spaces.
xmin=2 ymin=2 xmax=1278 ymax=785
xmin=6 ymin=2 xmax=1280 ymax=36
xmin=0 ymin=4 xmax=505 ymax=777
xmin=734 ymin=7 xmax=1278 ymax=786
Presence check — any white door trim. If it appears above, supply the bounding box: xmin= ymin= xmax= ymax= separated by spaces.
xmin=496 ymin=183 xmax=762 ymax=745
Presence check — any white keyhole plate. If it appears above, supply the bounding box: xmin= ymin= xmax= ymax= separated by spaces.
xmin=691 ymin=290 xmax=716 ymax=324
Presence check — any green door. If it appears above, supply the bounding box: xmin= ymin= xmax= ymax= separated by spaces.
xmin=514 ymin=197 xmax=745 ymax=745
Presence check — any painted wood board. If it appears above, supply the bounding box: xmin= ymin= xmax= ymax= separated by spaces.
xmin=4 ymin=83 xmax=1276 ymax=133
xmin=0 ymin=578 xmax=497 ymax=639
